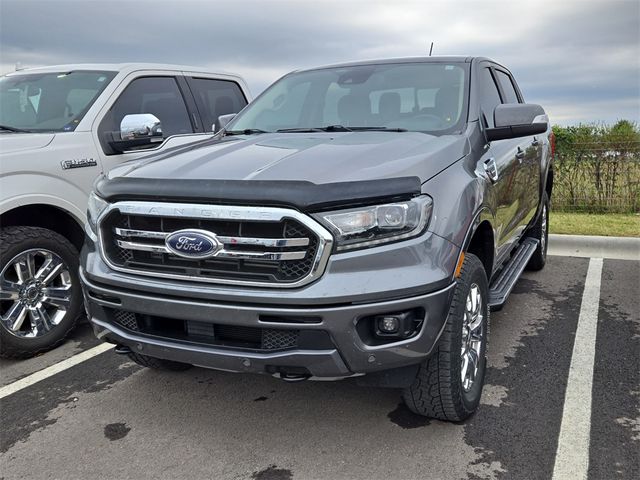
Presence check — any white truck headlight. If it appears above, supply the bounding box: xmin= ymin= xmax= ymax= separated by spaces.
xmin=314 ymin=195 xmax=432 ymax=251
xmin=87 ymin=191 xmax=109 ymax=235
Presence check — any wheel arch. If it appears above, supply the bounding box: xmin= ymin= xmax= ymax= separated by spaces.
xmin=545 ymin=162 xmax=554 ymax=198
xmin=458 ymin=208 xmax=495 ymax=281
xmin=1 ymin=204 xmax=85 ymax=251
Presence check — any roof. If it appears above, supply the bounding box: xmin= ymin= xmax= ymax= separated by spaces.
xmin=296 ymin=55 xmax=487 ymax=72
xmin=4 ymin=62 xmax=243 ymax=79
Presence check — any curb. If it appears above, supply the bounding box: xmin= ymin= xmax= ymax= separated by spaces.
xmin=548 ymin=234 xmax=640 ymax=261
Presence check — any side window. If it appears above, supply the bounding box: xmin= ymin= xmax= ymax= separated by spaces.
xmin=103 ymin=76 xmax=193 ymax=139
xmin=479 ymin=68 xmax=502 ymax=127
xmin=495 ymin=70 xmax=520 ymax=103
xmin=188 ymin=78 xmax=247 ymax=131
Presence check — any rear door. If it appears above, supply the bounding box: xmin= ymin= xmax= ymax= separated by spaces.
xmin=185 ymin=76 xmax=248 ymax=132
xmin=493 ymin=68 xmax=541 ymax=236
xmin=477 ymin=65 xmax=521 ymax=261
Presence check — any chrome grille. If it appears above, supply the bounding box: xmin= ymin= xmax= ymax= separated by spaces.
xmin=97 ymin=201 xmax=333 ymax=288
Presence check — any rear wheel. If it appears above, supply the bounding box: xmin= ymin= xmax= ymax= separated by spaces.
xmin=127 ymin=352 xmax=192 ymax=371
xmin=402 ymin=253 xmax=489 ymax=421
xmin=0 ymin=226 xmax=81 ymax=359
xmin=526 ymin=192 xmax=549 ymax=271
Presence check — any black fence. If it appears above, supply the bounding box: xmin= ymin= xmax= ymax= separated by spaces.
xmin=552 ymin=149 xmax=640 ymax=213
xmin=551 ymin=122 xmax=640 ymax=214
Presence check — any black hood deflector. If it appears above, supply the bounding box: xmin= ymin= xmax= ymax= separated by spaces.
xmin=95 ymin=176 xmax=422 ymax=212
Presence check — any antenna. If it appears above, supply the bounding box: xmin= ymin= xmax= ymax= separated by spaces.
xmin=429 ymin=42 xmax=434 ymax=56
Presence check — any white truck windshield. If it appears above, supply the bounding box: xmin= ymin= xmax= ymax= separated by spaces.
xmin=0 ymin=70 xmax=116 ymax=133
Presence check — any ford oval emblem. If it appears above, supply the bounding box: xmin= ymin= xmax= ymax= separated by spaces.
xmin=165 ymin=229 xmax=221 ymax=259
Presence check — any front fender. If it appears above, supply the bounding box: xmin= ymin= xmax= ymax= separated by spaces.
xmin=0 ymin=173 xmax=87 ymax=224
xmin=423 ymin=155 xmax=491 ymax=248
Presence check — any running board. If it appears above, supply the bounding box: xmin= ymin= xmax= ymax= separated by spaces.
xmin=488 ymin=238 xmax=539 ymax=311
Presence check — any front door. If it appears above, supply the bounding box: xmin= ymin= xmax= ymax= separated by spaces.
xmin=494 ymin=69 xmax=541 ymax=238
xmin=92 ymin=74 xmax=203 ymax=175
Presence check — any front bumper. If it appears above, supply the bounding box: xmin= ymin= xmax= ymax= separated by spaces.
xmin=81 ymin=227 xmax=459 ymax=378
xmin=81 ymin=269 xmax=455 ymax=378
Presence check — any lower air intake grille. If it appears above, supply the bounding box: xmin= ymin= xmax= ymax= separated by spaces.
xmin=262 ymin=329 xmax=300 ymax=350
xmin=108 ymin=310 xmax=300 ymax=351
xmin=113 ymin=310 xmax=139 ymax=331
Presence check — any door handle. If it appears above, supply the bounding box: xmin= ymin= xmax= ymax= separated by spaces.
xmin=516 ymin=148 xmax=525 ymax=162
xmin=483 ymin=158 xmax=499 ymax=183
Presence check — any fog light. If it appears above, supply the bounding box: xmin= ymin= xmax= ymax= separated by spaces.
xmin=370 ymin=309 xmax=424 ymax=340
xmin=378 ymin=316 xmax=399 ymax=333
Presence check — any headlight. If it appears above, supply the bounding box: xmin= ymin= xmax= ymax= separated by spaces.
xmin=314 ymin=195 xmax=432 ymax=251
xmin=87 ymin=191 xmax=109 ymax=234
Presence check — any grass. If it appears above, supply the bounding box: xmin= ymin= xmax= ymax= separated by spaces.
xmin=549 ymin=212 xmax=640 ymax=237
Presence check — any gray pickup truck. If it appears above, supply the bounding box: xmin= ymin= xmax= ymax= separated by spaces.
xmin=80 ymin=56 xmax=554 ymax=421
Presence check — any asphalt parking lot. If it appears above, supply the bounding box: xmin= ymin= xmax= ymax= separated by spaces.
xmin=1 ymin=255 xmax=638 ymax=480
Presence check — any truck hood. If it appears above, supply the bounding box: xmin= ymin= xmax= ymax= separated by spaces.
xmin=0 ymin=133 xmax=56 ymax=154
xmin=108 ymin=131 xmax=469 ymax=184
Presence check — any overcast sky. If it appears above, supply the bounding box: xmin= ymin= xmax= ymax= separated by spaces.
xmin=1 ymin=0 xmax=638 ymax=125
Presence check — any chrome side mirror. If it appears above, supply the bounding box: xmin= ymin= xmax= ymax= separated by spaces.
xmin=217 ymin=113 xmax=236 ymax=131
xmin=120 ymin=113 xmax=163 ymax=141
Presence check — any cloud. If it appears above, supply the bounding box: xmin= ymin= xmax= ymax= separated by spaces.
xmin=1 ymin=0 xmax=638 ymax=124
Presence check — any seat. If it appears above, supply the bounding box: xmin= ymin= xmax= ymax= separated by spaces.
xmin=378 ymin=92 xmax=401 ymax=125
xmin=0 ymin=91 xmax=37 ymax=125
xmin=337 ymin=94 xmax=371 ymax=127
xmin=434 ymin=86 xmax=460 ymax=125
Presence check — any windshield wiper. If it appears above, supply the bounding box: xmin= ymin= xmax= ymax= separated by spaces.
xmin=348 ymin=126 xmax=409 ymax=132
xmin=0 ymin=124 xmax=32 ymax=133
xmin=276 ymin=128 xmax=325 ymax=133
xmin=276 ymin=125 xmax=353 ymax=133
xmin=224 ymin=128 xmax=269 ymax=136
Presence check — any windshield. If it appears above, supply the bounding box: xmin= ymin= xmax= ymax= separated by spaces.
xmin=229 ymin=62 xmax=468 ymax=134
xmin=0 ymin=70 xmax=116 ymax=132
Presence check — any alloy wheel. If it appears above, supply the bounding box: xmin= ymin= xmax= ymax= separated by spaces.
xmin=0 ymin=249 xmax=73 ymax=338
xmin=461 ymin=283 xmax=484 ymax=391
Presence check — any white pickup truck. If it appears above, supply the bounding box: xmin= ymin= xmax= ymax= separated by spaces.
xmin=0 ymin=63 xmax=251 ymax=358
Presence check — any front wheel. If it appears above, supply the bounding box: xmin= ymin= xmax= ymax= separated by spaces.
xmin=402 ymin=253 xmax=489 ymax=421
xmin=0 ymin=227 xmax=82 ymax=359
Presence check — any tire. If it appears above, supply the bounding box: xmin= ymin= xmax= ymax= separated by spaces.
xmin=402 ymin=253 xmax=489 ymax=421
xmin=525 ymin=192 xmax=549 ymax=271
xmin=127 ymin=352 xmax=192 ymax=371
xmin=0 ymin=226 xmax=82 ymax=359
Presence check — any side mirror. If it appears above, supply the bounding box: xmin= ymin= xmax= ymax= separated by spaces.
xmin=485 ymin=104 xmax=548 ymax=142
xmin=107 ymin=113 xmax=163 ymax=153
xmin=217 ymin=113 xmax=236 ymax=131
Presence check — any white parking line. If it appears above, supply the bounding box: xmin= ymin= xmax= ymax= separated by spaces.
xmin=552 ymin=257 xmax=603 ymax=480
xmin=0 ymin=343 xmax=114 ymax=400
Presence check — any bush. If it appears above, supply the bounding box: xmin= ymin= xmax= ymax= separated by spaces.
xmin=552 ymin=121 xmax=640 ymax=213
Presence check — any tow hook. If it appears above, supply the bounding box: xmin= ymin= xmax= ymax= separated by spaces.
xmin=114 ymin=345 xmax=132 ymax=355
xmin=279 ymin=373 xmax=311 ymax=383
